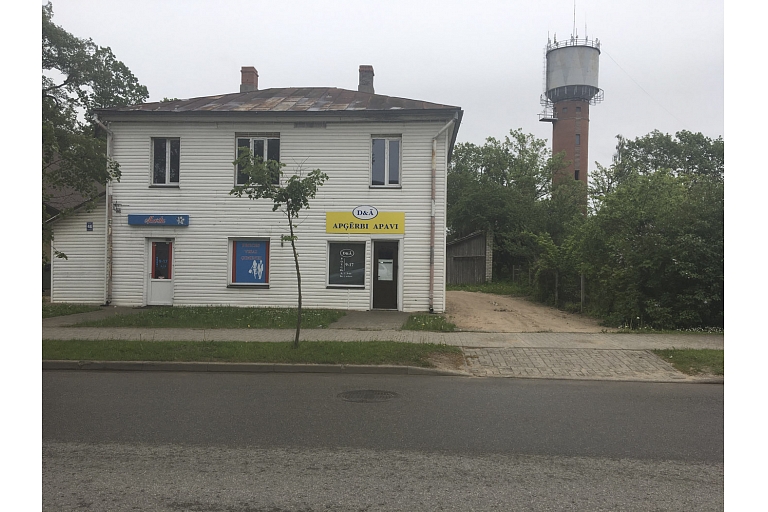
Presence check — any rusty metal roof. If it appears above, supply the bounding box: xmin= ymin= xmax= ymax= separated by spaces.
xmin=100 ymin=87 xmax=460 ymax=114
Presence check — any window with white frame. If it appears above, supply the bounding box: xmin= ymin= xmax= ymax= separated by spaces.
xmin=236 ymin=135 xmax=281 ymax=185
xmin=152 ymin=138 xmax=180 ymax=185
xmin=229 ymin=238 xmax=270 ymax=286
xmin=371 ymin=136 xmax=401 ymax=186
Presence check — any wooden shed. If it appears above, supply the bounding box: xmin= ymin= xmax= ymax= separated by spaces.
xmin=446 ymin=231 xmax=492 ymax=284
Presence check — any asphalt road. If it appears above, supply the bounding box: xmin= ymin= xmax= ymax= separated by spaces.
xmin=43 ymin=372 xmax=724 ymax=511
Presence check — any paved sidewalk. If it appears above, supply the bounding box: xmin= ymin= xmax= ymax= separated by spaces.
xmin=43 ymin=308 xmax=724 ymax=383
xmin=463 ymin=347 xmax=691 ymax=382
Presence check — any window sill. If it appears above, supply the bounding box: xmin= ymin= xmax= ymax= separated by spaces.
xmin=149 ymin=184 xmax=180 ymax=189
xmin=326 ymin=285 xmax=366 ymax=289
xmin=227 ymin=284 xmax=270 ymax=289
xmin=369 ymin=185 xmax=402 ymax=189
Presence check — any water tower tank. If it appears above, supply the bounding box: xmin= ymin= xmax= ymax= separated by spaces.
xmin=545 ymin=42 xmax=602 ymax=103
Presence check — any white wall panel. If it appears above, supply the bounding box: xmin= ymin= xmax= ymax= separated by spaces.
xmin=50 ymin=201 xmax=106 ymax=304
xmin=56 ymin=116 xmax=454 ymax=312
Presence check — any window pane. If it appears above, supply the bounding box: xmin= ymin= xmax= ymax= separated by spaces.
xmin=267 ymin=138 xmax=280 ymax=163
xmin=170 ymin=139 xmax=180 ymax=183
xmin=371 ymin=139 xmax=385 ymax=185
xmin=253 ymin=139 xmax=265 ymax=160
xmin=233 ymin=240 xmax=269 ymax=284
xmin=236 ymin=139 xmax=250 ymax=184
xmin=153 ymin=139 xmax=166 ymax=184
xmin=388 ymin=139 xmax=400 ymax=185
xmin=152 ymin=242 xmax=171 ymax=279
xmin=328 ymin=242 xmax=366 ymax=286
xmin=267 ymin=139 xmax=281 ymax=185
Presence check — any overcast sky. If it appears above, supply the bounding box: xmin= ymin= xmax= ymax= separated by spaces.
xmin=44 ymin=0 xmax=723 ymax=171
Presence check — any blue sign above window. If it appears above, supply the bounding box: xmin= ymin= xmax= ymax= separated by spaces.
xmin=128 ymin=214 xmax=189 ymax=226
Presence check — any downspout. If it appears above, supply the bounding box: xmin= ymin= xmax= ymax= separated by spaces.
xmin=93 ymin=115 xmax=114 ymax=306
xmin=429 ymin=115 xmax=456 ymax=313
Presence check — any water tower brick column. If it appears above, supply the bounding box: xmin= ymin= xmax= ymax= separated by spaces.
xmin=552 ymin=100 xmax=589 ymax=186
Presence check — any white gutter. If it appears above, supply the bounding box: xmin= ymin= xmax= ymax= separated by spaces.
xmin=429 ymin=115 xmax=457 ymax=313
xmin=93 ymin=115 xmax=114 ymax=306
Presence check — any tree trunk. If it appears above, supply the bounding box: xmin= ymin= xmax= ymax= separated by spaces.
xmin=288 ymin=216 xmax=302 ymax=349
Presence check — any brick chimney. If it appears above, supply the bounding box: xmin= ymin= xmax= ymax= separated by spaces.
xmin=358 ymin=65 xmax=374 ymax=94
xmin=240 ymin=66 xmax=259 ymax=92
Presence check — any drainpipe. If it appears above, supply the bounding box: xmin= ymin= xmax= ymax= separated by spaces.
xmin=429 ymin=115 xmax=456 ymax=313
xmin=94 ymin=115 xmax=114 ymax=306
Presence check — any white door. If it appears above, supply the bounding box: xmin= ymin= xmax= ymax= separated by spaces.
xmin=148 ymin=240 xmax=174 ymax=305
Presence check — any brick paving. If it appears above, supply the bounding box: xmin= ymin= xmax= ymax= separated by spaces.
xmin=463 ymin=347 xmax=689 ymax=381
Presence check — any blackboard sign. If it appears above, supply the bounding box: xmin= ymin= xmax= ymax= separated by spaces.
xmin=328 ymin=242 xmax=366 ymax=287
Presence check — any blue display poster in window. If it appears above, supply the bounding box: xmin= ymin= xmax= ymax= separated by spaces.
xmin=233 ymin=241 xmax=269 ymax=284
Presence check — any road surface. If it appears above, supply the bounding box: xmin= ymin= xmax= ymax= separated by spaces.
xmin=43 ymin=371 xmax=723 ymax=511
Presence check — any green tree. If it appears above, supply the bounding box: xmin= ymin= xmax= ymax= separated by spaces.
xmin=590 ymin=130 xmax=724 ymax=211
xmin=231 ymin=153 xmax=328 ymax=348
xmin=43 ymin=2 xmax=148 ymax=260
xmin=577 ymin=169 xmax=723 ymax=329
xmin=447 ymin=129 xmax=567 ymax=277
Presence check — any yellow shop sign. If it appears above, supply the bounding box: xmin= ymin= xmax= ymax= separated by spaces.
xmin=326 ymin=211 xmax=405 ymax=234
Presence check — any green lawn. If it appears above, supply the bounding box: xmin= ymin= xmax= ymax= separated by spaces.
xmin=403 ymin=314 xmax=456 ymax=332
xmin=73 ymin=306 xmax=346 ymax=329
xmin=653 ymin=349 xmax=724 ymax=376
xmin=42 ymin=340 xmax=462 ymax=368
xmin=43 ymin=303 xmax=102 ymax=318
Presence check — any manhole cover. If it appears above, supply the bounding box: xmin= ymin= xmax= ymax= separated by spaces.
xmin=337 ymin=390 xmax=399 ymax=403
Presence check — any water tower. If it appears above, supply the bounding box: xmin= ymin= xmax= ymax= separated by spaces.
xmin=539 ymin=33 xmax=603 ymax=187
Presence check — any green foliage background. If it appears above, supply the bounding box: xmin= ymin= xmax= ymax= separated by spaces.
xmin=43 ymin=2 xmax=149 ymax=261
xmin=447 ymin=128 xmax=724 ymax=330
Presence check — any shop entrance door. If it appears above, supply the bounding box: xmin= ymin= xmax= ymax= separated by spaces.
xmin=147 ymin=240 xmax=174 ymax=305
xmin=373 ymin=241 xmax=398 ymax=310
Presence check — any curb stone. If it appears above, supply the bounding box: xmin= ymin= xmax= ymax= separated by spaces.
xmin=42 ymin=360 xmax=469 ymax=377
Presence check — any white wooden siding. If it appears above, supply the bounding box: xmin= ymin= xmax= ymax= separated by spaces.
xmin=59 ymin=116 xmax=453 ymax=312
xmin=50 ymin=201 xmax=107 ymax=304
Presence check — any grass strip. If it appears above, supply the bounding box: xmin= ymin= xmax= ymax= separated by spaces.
xmin=403 ymin=314 xmax=456 ymax=332
xmin=43 ymin=303 xmax=103 ymax=319
xmin=73 ymin=306 xmax=346 ymax=329
xmin=43 ymin=340 xmax=461 ymax=368
xmin=653 ymin=349 xmax=723 ymax=376
xmin=447 ymin=281 xmax=533 ymax=297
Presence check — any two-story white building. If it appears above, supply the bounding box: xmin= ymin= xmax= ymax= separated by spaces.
xmin=49 ymin=66 xmax=462 ymax=313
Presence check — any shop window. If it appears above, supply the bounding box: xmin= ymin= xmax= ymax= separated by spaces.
xmin=236 ymin=136 xmax=281 ymax=185
xmin=328 ymin=242 xmax=366 ymax=288
xmin=371 ymin=136 xmax=401 ymax=187
xmin=229 ymin=239 xmax=270 ymax=286
xmin=152 ymin=138 xmax=180 ymax=185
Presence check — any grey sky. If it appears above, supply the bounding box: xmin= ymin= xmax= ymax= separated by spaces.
xmin=46 ymin=0 xmax=723 ymax=172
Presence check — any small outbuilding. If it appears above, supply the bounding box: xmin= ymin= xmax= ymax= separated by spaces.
xmin=445 ymin=231 xmax=493 ymax=285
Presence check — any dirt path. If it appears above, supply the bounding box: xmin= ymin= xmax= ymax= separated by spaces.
xmin=445 ymin=291 xmax=615 ymax=333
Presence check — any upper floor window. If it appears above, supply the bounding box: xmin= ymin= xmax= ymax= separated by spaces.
xmin=371 ymin=136 xmax=401 ymax=187
xmin=152 ymin=138 xmax=180 ymax=185
xmin=236 ymin=136 xmax=280 ymax=185
xmin=576 ymin=134 xmax=581 ymax=145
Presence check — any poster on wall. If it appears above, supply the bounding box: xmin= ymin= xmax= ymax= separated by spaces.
xmin=232 ymin=240 xmax=269 ymax=284
xmin=328 ymin=242 xmax=366 ymax=287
